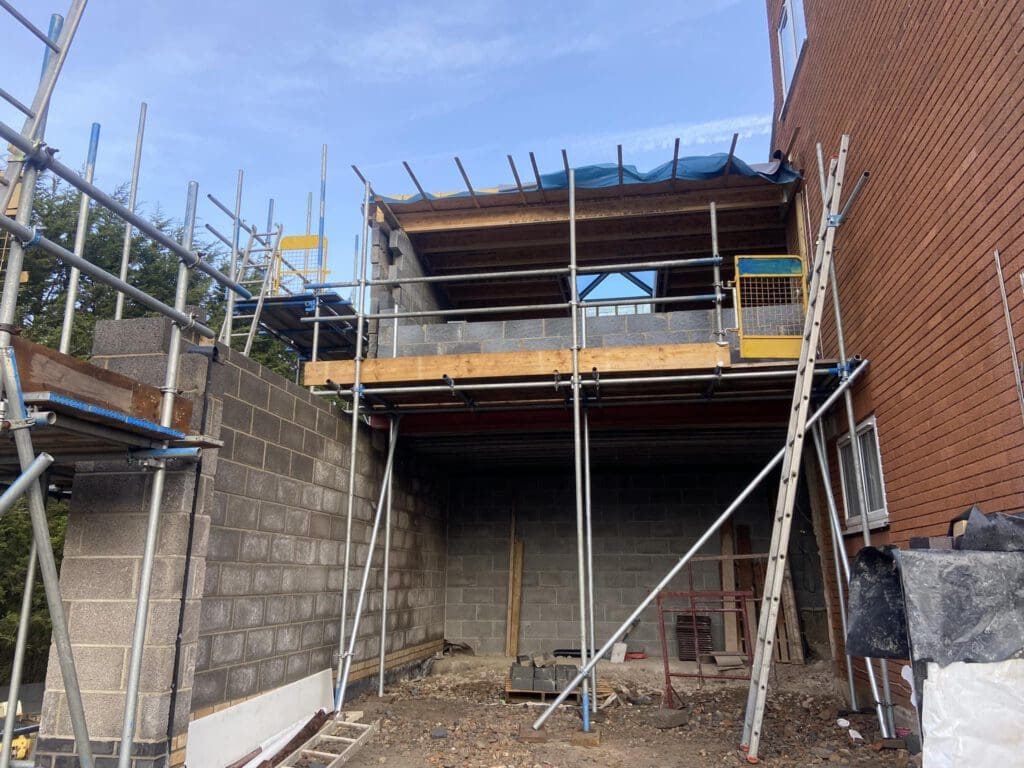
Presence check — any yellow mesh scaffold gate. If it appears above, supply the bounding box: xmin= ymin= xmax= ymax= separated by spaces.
xmin=734 ymin=255 xmax=806 ymax=359
xmin=272 ymin=234 xmax=329 ymax=295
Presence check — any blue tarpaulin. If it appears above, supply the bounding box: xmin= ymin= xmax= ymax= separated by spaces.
xmin=379 ymin=153 xmax=801 ymax=204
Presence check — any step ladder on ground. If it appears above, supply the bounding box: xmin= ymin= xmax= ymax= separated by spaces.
xmin=279 ymin=717 xmax=378 ymax=767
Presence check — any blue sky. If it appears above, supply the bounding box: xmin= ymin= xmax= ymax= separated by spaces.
xmin=3 ymin=0 xmax=775 ymax=283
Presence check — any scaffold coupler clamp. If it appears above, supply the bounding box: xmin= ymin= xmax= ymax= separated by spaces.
xmin=177 ymin=312 xmax=197 ymax=331
xmin=2 ymin=416 xmax=39 ymax=432
xmin=23 ymin=142 xmax=57 ymax=172
xmin=443 ymin=374 xmax=457 ymax=396
xmin=17 ymin=226 xmax=42 ymax=249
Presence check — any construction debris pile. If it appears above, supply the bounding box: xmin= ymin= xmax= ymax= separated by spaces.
xmin=341 ymin=660 xmax=917 ymax=768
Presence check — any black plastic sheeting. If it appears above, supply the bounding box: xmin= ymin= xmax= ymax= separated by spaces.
xmin=952 ymin=504 xmax=1024 ymax=551
xmin=845 ymin=548 xmax=910 ymax=660
xmin=846 ymin=507 xmax=1024 ymax=666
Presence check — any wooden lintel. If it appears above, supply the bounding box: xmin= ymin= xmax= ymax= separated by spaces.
xmin=304 ymin=343 xmax=729 ymax=387
xmin=11 ymin=336 xmax=192 ymax=433
xmin=397 ymin=188 xmax=786 ymax=234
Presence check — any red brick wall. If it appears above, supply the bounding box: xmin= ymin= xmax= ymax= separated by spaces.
xmin=766 ymin=0 xmax=1024 ymax=705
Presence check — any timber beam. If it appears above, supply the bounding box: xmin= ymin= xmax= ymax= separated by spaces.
xmin=394 ymin=188 xmax=787 ymax=234
xmin=304 ymin=343 xmax=729 ymax=387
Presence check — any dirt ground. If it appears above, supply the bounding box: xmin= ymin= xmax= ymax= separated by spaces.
xmin=345 ymin=656 xmax=916 ymax=768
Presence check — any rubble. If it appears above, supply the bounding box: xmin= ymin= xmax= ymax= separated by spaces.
xmin=344 ymin=659 xmax=915 ymax=768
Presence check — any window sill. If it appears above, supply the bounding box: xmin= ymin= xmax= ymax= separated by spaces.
xmin=843 ymin=513 xmax=889 ymax=537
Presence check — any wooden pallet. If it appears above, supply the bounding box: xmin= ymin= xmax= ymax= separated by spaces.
xmin=504 ymin=676 xmax=613 ymax=703
xmin=279 ymin=717 xmax=378 ymax=767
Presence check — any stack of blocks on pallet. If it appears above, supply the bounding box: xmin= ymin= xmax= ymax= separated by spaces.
xmin=510 ymin=654 xmax=577 ymax=693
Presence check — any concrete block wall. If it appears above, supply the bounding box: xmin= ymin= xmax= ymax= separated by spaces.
xmin=36 ymin=318 xmax=217 ymax=768
xmin=193 ymin=345 xmax=447 ymax=712
xmin=36 ymin=318 xmax=447 ymax=766
xmin=445 ymin=465 xmax=775 ymax=657
xmin=369 ymin=224 xmax=445 ymax=357
xmin=377 ymin=309 xmax=739 ymax=358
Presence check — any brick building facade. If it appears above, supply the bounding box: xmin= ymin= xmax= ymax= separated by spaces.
xmin=765 ymin=0 xmax=1024 ymax=708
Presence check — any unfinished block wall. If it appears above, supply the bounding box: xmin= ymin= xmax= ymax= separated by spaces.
xmin=378 ymin=309 xmax=740 ymax=358
xmin=369 ymin=223 xmax=446 ymax=357
xmin=444 ymin=465 xmax=800 ymax=657
xmin=36 ymin=317 xmax=446 ymax=767
xmin=36 ymin=318 xmax=215 ymax=767
xmin=194 ymin=345 xmax=446 ymax=713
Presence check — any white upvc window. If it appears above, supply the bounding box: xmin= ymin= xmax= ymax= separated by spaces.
xmin=837 ymin=415 xmax=889 ymax=531
xmin=777 ymin=0 xmax=807 ymax=102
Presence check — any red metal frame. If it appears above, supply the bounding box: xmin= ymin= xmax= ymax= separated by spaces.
xmin=657 ymin=589 xmax=754 ymax=709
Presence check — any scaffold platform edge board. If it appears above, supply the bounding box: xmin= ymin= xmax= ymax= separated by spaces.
xmin=304 ymin=342 xmax=728 ymax=387
xmin=11 ymin=335 xmax=193 ymax=432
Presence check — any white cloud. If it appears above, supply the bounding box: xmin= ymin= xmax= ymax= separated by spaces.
xmin=573 ymin=114 xmax=774 ymax=157
xmin=328 ymin=18 xmax=603 ymax=83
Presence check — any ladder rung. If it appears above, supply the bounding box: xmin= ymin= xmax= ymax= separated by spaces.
xmin=302 ymin=749 xmax=341 ymax=760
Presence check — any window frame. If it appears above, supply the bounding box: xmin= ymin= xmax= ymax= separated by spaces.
xmin=776 ymin=0 xmax=808 ymax=105
xmin=836 ymin=415 xmax=889 ymax=533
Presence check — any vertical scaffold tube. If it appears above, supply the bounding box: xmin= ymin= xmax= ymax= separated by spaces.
xmin=531 ymin=360 xmax=869 ymax=731
xmin=583 ymin=413 xmax=597 ymax=712
xmin=336 ymin=182 xmax=371 ymax=709
xmin=0 ymin=15 xmax=93 ymax=765
xmin=117 ymin=181 xmax=198 ymax=768
xmin=312 ymin=145 xmax=327 ymax=362
xmin=221 ymin=170 xmax=244 ymax=343
xmin=567 ymin=168 xmax=590 ymax=727
xmin=710 ymin=202 xmax=726 ymax=345
xmin=379 ymin=301 xmax=400 ymax=693
xmin=820 ymin=163 xmax=895 ymax=732
xmin=811 ymin=424 xmax=890 ymax=737
xmin=0 ymin=542 xmax=37 ymax=768
xmin=59 ymin=121 xmax=100 ymax=354
xmin=114 ymin=102 xmax=146 ymax=320
xmin=337 ymin=418 xmax=399 ymax=708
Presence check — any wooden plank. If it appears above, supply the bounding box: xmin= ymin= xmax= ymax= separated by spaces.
xmin=11 ymin=335 xmax=192 ymax=433
xmin=720 ymin=521 xmax=739 ymax=652
xmin=505 ymin=511 xmax=516 ymax=656
xmin=505 ymin=539 xmax=524 ymax=656
xmin=781 ymin=566 xmax=805 ymax=664
xmin=304 ymin=342 xmax=728 ymax=387
xmin=734 ymin=526 xmax=759 ymax=658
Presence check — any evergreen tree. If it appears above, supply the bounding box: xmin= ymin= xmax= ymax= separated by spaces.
xmin=0 ymin=177 xmax=299 ymax=683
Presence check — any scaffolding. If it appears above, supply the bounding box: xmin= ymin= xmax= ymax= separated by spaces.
xmin=0 ymin=3 xmax=250 ymax=766
xmin=303 ymin=139 xmax=892 ymax=761
xmin=0 ymin=3 xmax=896 ymax=764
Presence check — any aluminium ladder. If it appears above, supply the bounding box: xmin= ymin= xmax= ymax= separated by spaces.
xmin=739 ymin=135 xmax=852 ymax=763
xmin=280 ymin=718 xmax=378 ymax=767
xmin=222 ymin=224 xmax=283 ymax=355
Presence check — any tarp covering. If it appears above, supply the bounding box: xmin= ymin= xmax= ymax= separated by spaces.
xmin=379 ymin=154 xmax=801 ymax=204
xmin=845 ymin=547 xmax=911 ymax=660
xmin=846 ymin=507 xmax=1024 ymax=665
xmin=898 ymin=550 xmax=1024 ymax=665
